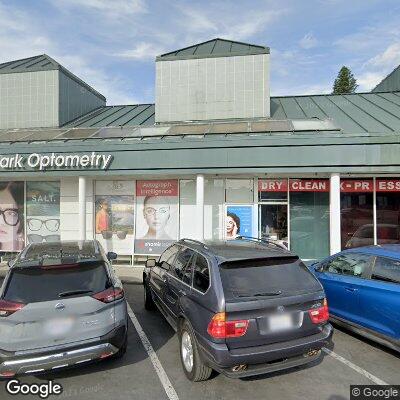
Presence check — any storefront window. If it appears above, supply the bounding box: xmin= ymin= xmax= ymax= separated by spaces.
xmin=340 ymin=179 xmax=373 ymax=249
xmin=225 ymin=179 xmax=253 ymax=203
xmin=179 ymin=180 xmax=196 ymax=239
xmin=289 ymin=179 xmax=330 ymax=260
xmin=26 ymin=181 xmax=60 ymax=245
xmin=95 ymin=181 xmax=135 ymax=255
xmin=376 ymin=179 xmax=400 ymax=245
xmin=258 ymin=179 xmax=288 ymax=245
xmin=204 ymin=179 xmax=224 ymax=240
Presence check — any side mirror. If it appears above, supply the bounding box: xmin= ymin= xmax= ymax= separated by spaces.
xmin=146 ymin=259 xmax=157 ymax=268
xmin=7 ymin=260 xmax=13 ymax=268
xmin=314 ymin=264 xmax=324 ymax=272
xmin=107 ymin=251 xmax=117 ymax=261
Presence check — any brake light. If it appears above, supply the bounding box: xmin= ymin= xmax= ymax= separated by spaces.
xmin=0 ymin=299 xmax=25 ymax=317
xmin=207 ymin=312 xmax=249 ymax=339
xmin=92 ymin=287 xmax=124 ymax=303
xmin=308 ymin=298 xmax=329 ymax=324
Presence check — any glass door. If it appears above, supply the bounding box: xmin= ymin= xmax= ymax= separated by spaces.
xmin=259 ymin=203 xmax=288 ymax=247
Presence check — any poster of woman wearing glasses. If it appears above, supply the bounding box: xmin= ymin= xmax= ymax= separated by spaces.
xmin=0 ymin=181 xmax=25 ymax=251
xmin=26 ymin=181 xmax=60 ymax=245
xmin=135 ymin=180 xmax=178 ymax=255
xmin=95 ymin=181 xmax=135 ymax=254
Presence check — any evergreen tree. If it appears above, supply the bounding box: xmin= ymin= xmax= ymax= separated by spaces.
xmin=332 ymin=66 xmax=358 ymax=94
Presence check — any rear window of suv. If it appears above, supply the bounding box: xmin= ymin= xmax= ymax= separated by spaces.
xmin=219 ymin=257 xmax=322 ymax=301
xmin=4 ymin=263 xmax=111 ymax=303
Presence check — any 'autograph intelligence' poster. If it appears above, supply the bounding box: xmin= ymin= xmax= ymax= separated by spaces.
xmin=135 ymin=180 xmax=178 ymax=255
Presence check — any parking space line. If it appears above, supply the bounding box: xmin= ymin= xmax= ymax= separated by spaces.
xmin=323 ymin=348 xmax=388 ymax=385
xmin=127 ymin=303 xmax=179 ymax=400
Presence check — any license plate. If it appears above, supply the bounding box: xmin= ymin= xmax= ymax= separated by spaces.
xmin=268 ymin=313 xmax=293 ymax=332
xmin=44 ymin=317 xmax=75 ymax=336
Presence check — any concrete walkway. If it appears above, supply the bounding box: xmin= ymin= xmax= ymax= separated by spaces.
xmin=0 ymin=263 xmax=144 ymax=284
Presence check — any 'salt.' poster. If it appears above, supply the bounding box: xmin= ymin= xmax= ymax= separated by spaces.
xmin=135 ymin=180 xmax=178 ymax=255
xmin=26 ymin=181 xmax=60 ymax=244
xmin=95 ymin=181 xmax=135 ymax=255
xmin=226 ymin=205 xmax=253 ymax=240
xmin=0 ymin=181 xmax=25 ymax=251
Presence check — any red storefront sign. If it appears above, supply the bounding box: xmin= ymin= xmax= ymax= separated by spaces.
xmin=258 ymin=179 xmax=329 ymax=192
xmin=289 ymin=179 xmax=329 ymax=192
xmin=258 ymin=179 xmax=288 ymax=192
xmin=340 ymin=179 xmax=373 ymax=192
xmin=376 ymin=179 xmax=400 ymax=192
xmin=136 ymin=179 xmax=179 ymax=196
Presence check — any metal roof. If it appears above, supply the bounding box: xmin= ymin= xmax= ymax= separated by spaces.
xmin=60 ymin=91 xmax=400 ymax=135
xmin=0 ymin=54 xmax=105 ymax=101
xmin=156 ymin=38 xmax=269 ymax=61
xmin=63 ymin=104 xmax=155 ymax=128
xmin=373 ymin=65 xmax=400 ymax=92
xmin=271 ymin=91 xmax=400 ymax=133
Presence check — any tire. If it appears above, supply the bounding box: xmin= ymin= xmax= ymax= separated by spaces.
xmin=144 ymin=281 xmax=156 ymax=311
xmin=179 ymin=320 xmax=212 ymax=382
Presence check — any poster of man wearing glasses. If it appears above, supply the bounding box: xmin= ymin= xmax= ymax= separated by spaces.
xmin=0 ymin=181 xmax=24 ymax=251
xmin=135 ymin=180 xmax=178 ymax=255
xmin=26 ymin=181 xmax=60 ymax=245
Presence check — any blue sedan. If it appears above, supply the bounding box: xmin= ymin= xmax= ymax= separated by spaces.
xmin=310 ymin=245 xmax=400 ymax=352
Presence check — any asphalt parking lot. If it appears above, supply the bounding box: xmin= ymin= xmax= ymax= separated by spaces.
xmin=1 ymin=281 xmax=399 ymax=400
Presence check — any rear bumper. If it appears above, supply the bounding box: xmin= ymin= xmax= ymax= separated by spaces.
xmin=197 ymin=323 xmax=333 ymax=378
xmin=0 ymin=324 xmax=126 ymax=377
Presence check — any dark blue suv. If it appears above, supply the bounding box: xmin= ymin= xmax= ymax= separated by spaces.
xmin=143 ymin=238 xmax=333 ymax=381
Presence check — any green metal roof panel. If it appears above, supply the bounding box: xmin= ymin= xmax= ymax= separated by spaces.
xmin=62 ymin=92 xmax=400 ymax=134
xmin=272 ymin=92 xmax=400 ymax=133
xmin=0 ymin=55 xmax=58 ymax=74
xmin=373 ymin=65 xmax=400 ymax=92
xmin=157 ymin=38 xmax=269 ymax=61
xmin=64 ymin=104 xmax=155 ymax=127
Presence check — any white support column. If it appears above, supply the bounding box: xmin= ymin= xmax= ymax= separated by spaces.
xmin=196 ymin=174 xmax=205 ymax=241
xmin=329 ymin=173 xmax=341 ymax=255
xmin=78 ymin=176 xmax=87 ymax=241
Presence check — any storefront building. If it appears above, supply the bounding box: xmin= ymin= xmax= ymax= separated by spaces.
xmin=0 ymin=39 xmax=400 ymax=263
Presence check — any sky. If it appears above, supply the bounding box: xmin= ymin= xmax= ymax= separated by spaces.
xmin=1 ymin=0 xmax=400 ymax=105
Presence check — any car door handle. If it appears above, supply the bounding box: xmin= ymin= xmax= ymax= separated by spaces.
xmin=345 ymin=287 xmax=358 ymax=292
xmin=179 ymin=289 xmax=187 ymax=296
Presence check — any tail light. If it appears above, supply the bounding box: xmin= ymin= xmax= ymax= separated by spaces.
xmin=207 ymin=312 xmax=249 ymax=339
xmin=92 ymin=287 xmax=124 ymax=303
xmin=308 ymin=298 xmax=329 ymax=324
xmin=0 ymin=299 xmax=25 ymax=317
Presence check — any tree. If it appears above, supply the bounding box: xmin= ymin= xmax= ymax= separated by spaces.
xmin=332 ymin=66 xmax=358 ymax=94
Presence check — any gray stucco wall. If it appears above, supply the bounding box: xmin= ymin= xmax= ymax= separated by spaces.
xmin=58 ymin=71 xmax=105 ymax=126
xmin=0 ymin=70 xmax=58 ymax=129
xmin=155 ymin=54 xmax=270 ymax=122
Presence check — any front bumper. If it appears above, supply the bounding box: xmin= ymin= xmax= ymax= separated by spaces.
xmin=197 ymin=323 xmax=333 ymax=378
xmin=0 ymin=325 xmax=126 ymax=377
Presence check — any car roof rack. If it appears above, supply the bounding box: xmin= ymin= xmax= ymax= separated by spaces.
xmin=180 ymin=238 xmax=208 ymax=249
xmin=235 ymin=236 xmax=287 ymax=250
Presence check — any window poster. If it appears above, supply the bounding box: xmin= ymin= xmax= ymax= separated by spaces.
xmin=95 ymin=181 xmax=135 ymax=255
xmin=135 ymin=180 xmax=179 ymax=255
xmin=0 ymin=181 xmax=24 ymax=251
xmin=226 ymin=205 xmax=253 ymax=240
xmin=26 ymin=181 xmax=60 ymax=245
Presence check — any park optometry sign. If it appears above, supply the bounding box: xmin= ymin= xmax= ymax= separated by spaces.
xmin=0 ymin=152 xmax=113 ymax=171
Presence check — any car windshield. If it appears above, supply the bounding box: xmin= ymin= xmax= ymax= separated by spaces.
xmin=219 ymin=257 xmax=322 ymax=301
xmin=4 ymin=262 xmax=110 ymax=303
